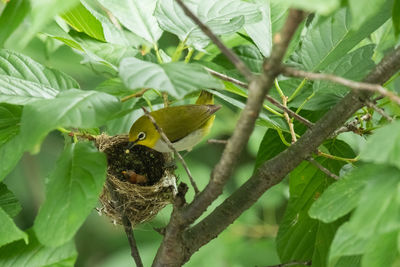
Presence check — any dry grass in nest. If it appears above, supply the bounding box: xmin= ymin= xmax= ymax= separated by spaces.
xmin=95 ymin=134 xmax=177 ymax=226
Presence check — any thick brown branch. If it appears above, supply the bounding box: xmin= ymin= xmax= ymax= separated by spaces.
xmin=175 ymin=0 xmax=253 ymax=80
xmin=283 ymin=67 xmax=400 ymax=105
xmin=181 ymin=9 xmax=305 ymax=227
xmin=184 ymin=46 xmax=400 ymax=257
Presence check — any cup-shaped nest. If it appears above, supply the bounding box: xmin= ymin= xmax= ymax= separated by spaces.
xmin=96 ymin=134 xmax=177 ymax=226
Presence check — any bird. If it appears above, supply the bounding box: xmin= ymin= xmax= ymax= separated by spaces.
xmin=128 ymin=90 xmax=220 ymax=152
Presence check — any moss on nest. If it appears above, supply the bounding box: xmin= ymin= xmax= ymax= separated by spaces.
xmin=96 ymin=134 xmax=177 ymax=226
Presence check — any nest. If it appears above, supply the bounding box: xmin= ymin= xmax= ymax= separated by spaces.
xmin=95 ymin=134 xmax=177 ymax=226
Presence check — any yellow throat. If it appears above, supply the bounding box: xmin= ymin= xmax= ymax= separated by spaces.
xmin=128 ymin=91 xmax=220 ymax=152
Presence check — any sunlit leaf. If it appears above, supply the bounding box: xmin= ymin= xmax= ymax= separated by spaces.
xmin=155 ymin=0 xmax=261 ymax=48
xmin=61 ymin=3 xmax=105 ymax=41
xmin=119 ymin=57 xmax=223 ymax=99
xmin=98 ymin=0 xmax=162 ymax=44
xmin=19 ymin=89 xmax=122 ymax=152
xmin=0 ymin=49 xmax=79 ymax=105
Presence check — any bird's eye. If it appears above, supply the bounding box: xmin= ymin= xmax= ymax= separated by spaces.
xmin=137 ymin=132 xmax=146 ymax=140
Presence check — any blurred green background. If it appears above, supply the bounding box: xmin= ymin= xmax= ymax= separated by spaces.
xmin=4 ymin=34 xmax=289 ymax=266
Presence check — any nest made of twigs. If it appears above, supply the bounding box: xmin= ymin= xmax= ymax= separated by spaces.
xmin=96 ymin=134 xmax=177 ymax=226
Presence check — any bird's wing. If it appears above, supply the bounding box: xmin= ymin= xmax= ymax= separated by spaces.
xmin=151 ymin=105 xmax=219 ymax=142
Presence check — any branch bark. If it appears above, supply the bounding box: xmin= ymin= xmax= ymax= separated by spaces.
xmin=183 ymin=46 xmax=400 ymax=257
xmin=153 ymin=8 xmax=305 ymax=267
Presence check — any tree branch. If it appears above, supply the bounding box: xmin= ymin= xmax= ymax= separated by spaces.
xmin=265 ymin=95 xmax=314 ymax=128
xmin=181 ymin=8 xmax=305 ymax=227
xmin=153 ymin=9 xmax=306 ymax=267
xmin=283 ymin=67 xmax=400 ymax=105
xmin=205 ymin=65 xmax=314 ymax=128
xmin=184 ymin=46 xmax=400 ymax=256
xmin=175 ymin=0 xmax=253 ymax=80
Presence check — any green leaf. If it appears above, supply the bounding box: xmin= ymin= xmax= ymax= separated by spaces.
xmin=0 ymin=183 xmax=21 ymax=218
xmin=0 ymin=49 xmax=79 ymax=105
xmin=349 ymin=0 xmax=388 ymax=30
xmin=277 ymin=140 xmax=355 ymax=267
xmin=254 ymin=129 xmax=288 ymax=171
xmin=313 ymin=45 xmax=375 ymax=94
xmin=0 ymin=103 xmax=24 ymax=182
xmin=155 ymin=0 xmax=261 ymax=49
xmin=34 ymin=142 xmax=107 ymax=247
xmin=289 ymin=5 xmax=392 ymax=72
xmin=0 ymin=207 xmax=27 ymax=247
xmin=19 ymin=89 xmax=122 ymax=152
xmin=328 ymin=165 xmax=400 ymax=265
xmin=11 ymin=0 xmax=80 ymax=50
xmin=309 ymin=164 xmax=379 ymax=223
xmin=394 ymin=0 xmax=400 ymax=36
xmin=119 ymin=57 xmax=223 ymax=99
xmin=329 ymin=222 xmax=368 ymax=264
xmin=70 ymin=31 xmax=140 ymax=69
xmin=359 ymin=121 xmax=400 ymax=170
xmin=244 ymin=0 xmax=272 ymax=57
xmin=0 ymin=229 xmax=77 ymax=266
xmin=98 ymin=0 xmax=162 ymax=44
xmin=361 ymin=231 xmax=399 ymax=267
xmin=347 ymin=166 xmax=400 ymax=237
xmin=209 ymin=89 xmax=287 ymax=130
xmin=61 ymin=3 xmax=105 ymax=41
xmin=299 ymin=45 xmax=375 ymax=110
xmin=0 ymin=0 xmax=30 ymax=46
xmin=0 ymin=103 xmax=21 ymax=145
xmin=271 ymin=0 xmax=340 ymax=15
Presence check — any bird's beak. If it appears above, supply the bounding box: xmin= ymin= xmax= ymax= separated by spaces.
xmin=127 ymin=139 xmax=139 ymax=150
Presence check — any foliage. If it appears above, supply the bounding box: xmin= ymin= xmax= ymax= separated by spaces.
xmin=0 ymin=0 xmax=400 ymax=266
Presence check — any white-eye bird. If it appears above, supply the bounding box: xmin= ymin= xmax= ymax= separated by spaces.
xmin=128 ymin=91 xmax=220 ymax=152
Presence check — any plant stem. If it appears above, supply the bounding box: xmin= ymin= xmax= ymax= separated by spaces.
xmin=185 ymin=47 xmax=194 ymax=63
xmin=171 ymin=40 xmax=186 ymax=62
xmin=288 ymin=78 xmax=307 ymax=102
xmin=154 ymin=43 xmax=163 ymax=64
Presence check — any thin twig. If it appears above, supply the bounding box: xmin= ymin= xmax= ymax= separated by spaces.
xmin=366 ymin=101 xmax=393 ymax=122
xmin=265 ymin=96 xmax=314 ymax=128
xmin=263 ymin=260 xmax=312 ymax=267
xmin=281 ymin=95 xmax=297 ymax=143
xmin=307 ymin=158 xmax=339 ymax=180
xmin=283 ymin=67 xmax=400 ymax=106
xmin=207 ymin=139 xmax=228 ymax=145
xmin=317 ymin=150 xmax=357 ymax=163
xmin=333 ymin=113 xmax=371 ymax=136
xmin=205 ymin=67 xmax=248 ymax=87
xmin=175 ymin=0 xmax=253 ymax=81
xmin=105 ymin=181 xmax=143 ymax=267
xmin=121 ymin=88 xmax=149 ymax=102
xmin=122 ymin=216 xmax=144 ymax=267
xmin=141 ymin=107 xmax=199 ymax=194
xmin=184 ymin=47 xmax=400 ymax=262
xmin=204 ymin=67 xmax=314 ymax=128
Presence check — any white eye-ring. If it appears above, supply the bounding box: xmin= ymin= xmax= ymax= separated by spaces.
xmin=137 ymin=132 xmax=146 ymax=140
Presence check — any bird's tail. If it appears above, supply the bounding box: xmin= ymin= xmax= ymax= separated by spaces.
xmin=195 ymin=90 xmax=214 ymax=105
